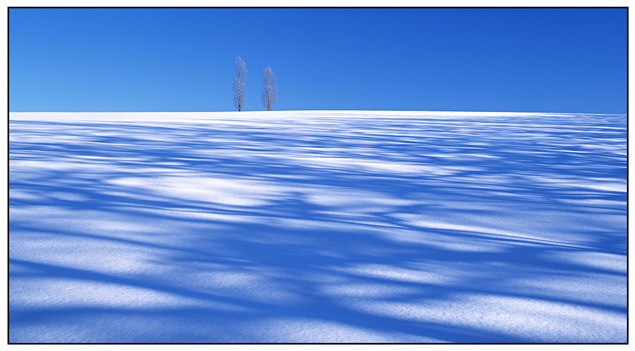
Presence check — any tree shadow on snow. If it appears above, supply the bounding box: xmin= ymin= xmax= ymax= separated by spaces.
xmin=8 ymin=113 xmax=627 ymax=343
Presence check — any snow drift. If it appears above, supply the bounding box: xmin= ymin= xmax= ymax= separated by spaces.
xmin=9 ymin=111 xmax=627 ymax=343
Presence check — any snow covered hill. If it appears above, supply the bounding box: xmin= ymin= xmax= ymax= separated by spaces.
xmin=9 ymin=111 xmax=627 ymax=343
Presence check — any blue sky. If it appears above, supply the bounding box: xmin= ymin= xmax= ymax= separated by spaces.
xmin=9 ymin=8 xmax=627 ymax=113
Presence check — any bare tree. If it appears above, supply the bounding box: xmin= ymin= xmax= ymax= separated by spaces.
xmin=232 ymin=57 xmax=247 ymax=111
xmin=261 ymin=66 xmax=277 ymax=111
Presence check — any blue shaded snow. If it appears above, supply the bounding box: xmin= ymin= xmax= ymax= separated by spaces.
xmin=9 ymin=111 xmax=627 ymax=343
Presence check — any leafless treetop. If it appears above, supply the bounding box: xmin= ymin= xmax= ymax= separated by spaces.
xmin=261 ymin=66 xmax=277 ymax=111
xmin=232 ymin=57 xmax=247 ymax=111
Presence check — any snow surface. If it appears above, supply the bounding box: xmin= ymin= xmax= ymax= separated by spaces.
xmin=9 ymin=111 xmax=627 ymax=343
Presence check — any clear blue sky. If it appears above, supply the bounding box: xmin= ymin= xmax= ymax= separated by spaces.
xmin=9 ymin=8 xmax=627 ymax=113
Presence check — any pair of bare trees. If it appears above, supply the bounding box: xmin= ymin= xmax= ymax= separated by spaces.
xmin=232 ymin=57 xmax=277 ymax=112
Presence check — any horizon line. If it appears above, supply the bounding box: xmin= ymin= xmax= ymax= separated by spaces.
xmin=8 ymin=109 xmax=626 ymax=115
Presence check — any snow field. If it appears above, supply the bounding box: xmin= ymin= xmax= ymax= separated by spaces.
xmin=9 ymin=111 xmax=626 ymax=342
